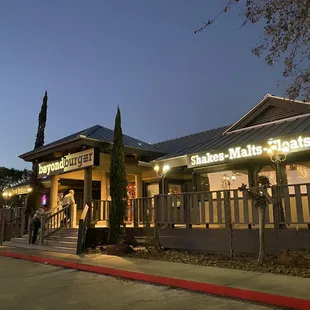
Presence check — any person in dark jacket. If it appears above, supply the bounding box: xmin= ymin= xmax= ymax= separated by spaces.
xmin=31 ymin=205 xmax=49 ymax=244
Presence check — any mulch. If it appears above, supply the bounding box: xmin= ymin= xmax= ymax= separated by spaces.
xmin=87 ymin=246 xmax=310 ymax=278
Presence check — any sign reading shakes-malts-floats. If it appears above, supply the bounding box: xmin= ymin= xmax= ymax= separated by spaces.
xmin=188 ymin=135 xmax=310 ymax=168
xmin=38 ymin=148 xmax=100 ymax=178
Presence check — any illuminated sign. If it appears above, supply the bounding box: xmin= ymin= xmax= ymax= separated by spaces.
xmin=187 ymin=135 xmax=310 ymax=168
xmin=41 ymin=194 xmax=47 ymax=206
xmin=38 ymin=148 xmax=100 ymax=178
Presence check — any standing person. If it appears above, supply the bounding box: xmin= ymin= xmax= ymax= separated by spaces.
xmin=62 ymin=189 xmax=75 ymax=227
xmin=31 ymin=205 xmax=49 ymax=244
xmin=57 ymin=194 xmax=66 ymax=226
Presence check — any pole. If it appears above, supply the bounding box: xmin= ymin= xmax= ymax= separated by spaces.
xmin=276 ymin=160 xmax=281 ymax=184
xmin=161 ymin=176 xmax=165 ymax=194
xmin=275 ymin=160 xmax=286 ymax=228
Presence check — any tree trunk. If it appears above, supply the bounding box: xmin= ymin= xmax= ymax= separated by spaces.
xmin=257 ymin=204 xmax=266 ymax=265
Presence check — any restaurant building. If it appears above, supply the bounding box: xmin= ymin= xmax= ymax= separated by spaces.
xmin=18 ymin=124 xmax=191 ymax=219
xmin=3 ymin=93 xmax=310 ymax=254
xmin=16 ymin=93 xmax=310 ymax=217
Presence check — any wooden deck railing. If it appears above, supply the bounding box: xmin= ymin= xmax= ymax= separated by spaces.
xmin=92 ymin=200 xmax=110 ymax=222
xmin=278 ymin=183 xmax=310 ymax=225
xmin=92 ymin=197 xmax=155 ymax=227
xmin=154 ymin=184 xmax=310 ymax=228
xmin=155 ymin=190 xmax=272 ymax=227
xmin=39 ymin=205 xmax=69 ymax=245
xmin=0 ymin=207 xmax=26 ymax=244
xmin=77 ymin=204 xmax=90 ymax=254
xmin=128 ymin=197 xmax=154 ymax=226
xmin=91 ymin=183 xmax=310 ymax=229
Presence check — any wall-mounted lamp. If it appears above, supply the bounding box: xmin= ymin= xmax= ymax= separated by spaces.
xmin=154 ymin=163 xmax=170 ymax=194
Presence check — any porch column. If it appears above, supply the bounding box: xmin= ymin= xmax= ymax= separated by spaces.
xmin=50 ymin=175 xmax=58 ymax=210
xmin=101 ymin=172 xmax=108 ymax=200
xmin=106 ymin=174 xmax=110 ymax=199
xmin=135 ymin=173 xmax=143 ymax=198
xmin=83 ymin=167 xmax=92 ymax=207
xmin=192 ymin=172 xmax=198 ymax=191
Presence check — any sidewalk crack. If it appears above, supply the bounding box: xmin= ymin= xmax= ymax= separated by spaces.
xmin=225 ymin=273 xmax=262 ymax=287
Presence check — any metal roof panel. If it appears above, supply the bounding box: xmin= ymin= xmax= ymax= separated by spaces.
xmin=156 ymin=115 xmax=310 ymax=161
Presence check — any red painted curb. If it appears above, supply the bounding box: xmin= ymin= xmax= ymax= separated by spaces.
xmin=1 ymin=250 xmax=309 ymax=310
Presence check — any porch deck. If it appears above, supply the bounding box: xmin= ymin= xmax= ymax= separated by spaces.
xmin=92 ymin=182 xmax=310 ymax=230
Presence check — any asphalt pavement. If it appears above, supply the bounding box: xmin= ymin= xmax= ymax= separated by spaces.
xmin=0 ymin=256 xmax=283 ymax=310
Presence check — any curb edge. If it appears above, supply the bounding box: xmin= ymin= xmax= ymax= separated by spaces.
xmin=0 ymin=250 xmax=309 ymax=310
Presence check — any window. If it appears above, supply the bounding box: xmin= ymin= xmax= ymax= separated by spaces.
xmin=258 ymin=166 xmax=276 ymax=185
xmin=286 ymin=163 xmax=310 ymax=185
xmin=168 ymin=183 xmax=182 ymax=195
xmin=146 ymin=183 xmax=159 ymax=197
xmin=207 ymin=170 xmax=249 ymax=192
xmin=286 ymin=162 xmax=310 ymax=194
xmin=168 ymin=183 xmax=182 ymax=207
xmin=198 ymin=174 xmax=210 ymax=192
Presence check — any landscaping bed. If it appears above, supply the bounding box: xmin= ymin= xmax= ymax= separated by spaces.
xmin=87 ymin=245 xmax=310 ymax=278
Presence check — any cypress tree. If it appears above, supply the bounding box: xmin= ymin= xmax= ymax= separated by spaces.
xmin=34 ymin=91 xmax=48 ymax=149
xmin=27 ymin=91 xmax=48 ymax=213
xmin=108 ymin=106 xmax=128 ymax=244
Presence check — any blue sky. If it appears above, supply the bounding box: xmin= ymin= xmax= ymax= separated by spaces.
xmin=0 ymin=0 xmax=284 ymax=169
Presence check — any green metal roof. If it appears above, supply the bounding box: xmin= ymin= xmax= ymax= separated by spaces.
xmin=20 ymin=125 xmax=165 ymax=159
xmin=155 ymin=114 xmax=310 ymax=161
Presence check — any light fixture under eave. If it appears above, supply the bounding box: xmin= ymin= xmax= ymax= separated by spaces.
xmin=162 ymin=164 xmax=170 ymax=174
xmin=154 ymin=164 xmax=160 ymax=173
xmin=267 ymin=144 xmax=288 ymax=163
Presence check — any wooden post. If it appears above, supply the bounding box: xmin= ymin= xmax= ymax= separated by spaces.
xmin=50 ymin=176 xmax=58 ymax=210
xmin=272 ymin=186 xmax=280 ymax=229
xmin=84 ymin=167 xmax=93 ymax=225
xmin=224 ymin=190 xmax=233 ymax=257
xmin=192 ymin=172 xmax=198 ymax=191
xmin=224 ymin=191 xmax=231 ymax=227
xmin=20 ymin=209 xmax=26 ymax=237
xmin=186 ymin=193 xmax=192 ymax=229
xmin=154 ymin=195 xmax=158 ymax=227
xmin=40 ymin=217 xmax=46 ymax=246
xmin=135 ymin=174 xmax=142 ymax=198
xmin=0 ymin=209 xmax=5 ymax=245
xmin=72 ymin=204 xmax=77 ymax=228
xmin=100 ymin=172 xmax=108 ymax=201
xmin=28 ymin=217 xmax=32 ymax=244
xmin=133 ymin=200 xmax=138 ymax=227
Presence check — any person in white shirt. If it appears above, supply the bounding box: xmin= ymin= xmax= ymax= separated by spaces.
xmin=62 ymin=190 xmax=75 ymax=227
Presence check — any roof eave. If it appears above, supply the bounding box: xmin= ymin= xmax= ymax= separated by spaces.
xmin=19 ymin=137 xmax=84 ymax=162
xmin=223 ymin=94 xmax=272 ymax=135
xmin=151 ymin=155 xmax=188 ymax=169
xmin=19 ymin=135 xmax=165 ymax=162
xmin=223 ymin=94 xmax=310 ymax=135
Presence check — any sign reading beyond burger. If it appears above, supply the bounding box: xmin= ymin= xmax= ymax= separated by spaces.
xmin=38 ymin=148 xmax=99 ymax=178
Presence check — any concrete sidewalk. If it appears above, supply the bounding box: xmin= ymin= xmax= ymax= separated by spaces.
xmin=0 ymin=245 xmax=309 ymax=309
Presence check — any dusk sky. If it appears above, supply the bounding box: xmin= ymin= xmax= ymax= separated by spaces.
xmin=0 ymin=0 xmax=285 ymax=169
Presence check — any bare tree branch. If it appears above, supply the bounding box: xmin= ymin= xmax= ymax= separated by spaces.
xmin=195 ymin=0 xmax=310 ymax=101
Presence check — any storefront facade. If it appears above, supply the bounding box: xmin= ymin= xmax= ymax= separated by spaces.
xmin=153 ymin=94 xmax=310 ymax=195
xmin=6 ymin=93 xmax=309 ymax=254
xmin=18 ymin=125 xmax=191 ymax=218
xmin=14 ymin=94 xmax=310 ymax=228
